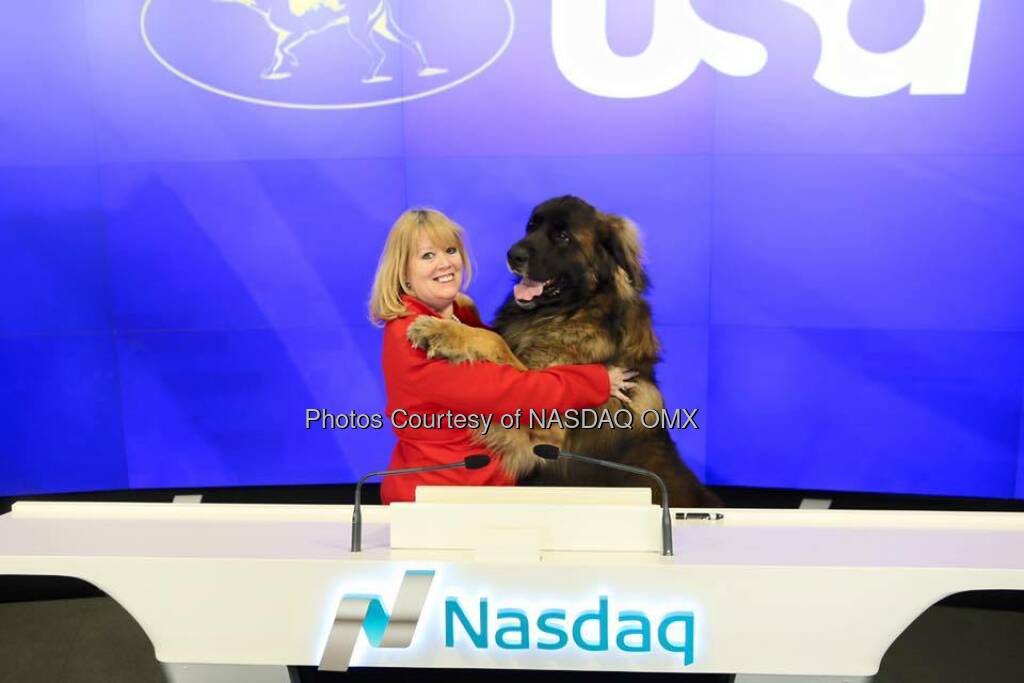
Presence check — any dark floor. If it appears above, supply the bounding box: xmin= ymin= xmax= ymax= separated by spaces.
xmin=1 ymin=595 xmax=1023 ymax=683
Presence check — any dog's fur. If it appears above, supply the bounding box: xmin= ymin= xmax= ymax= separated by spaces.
xmin=408 ymin=196 xmax=719 ymax=507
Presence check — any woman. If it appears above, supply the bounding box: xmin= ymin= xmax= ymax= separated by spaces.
xmin=369 ymin=208 xmax=636 ymax=503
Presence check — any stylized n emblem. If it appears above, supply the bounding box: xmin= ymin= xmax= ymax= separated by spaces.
xmin=319 ymin=570 xmax=436 ymax=671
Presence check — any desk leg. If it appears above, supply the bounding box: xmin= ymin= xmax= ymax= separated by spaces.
xmin=734 ymin=676 xmax=873 ymax=683
xmin=161 ymin=663 xmax=300 ymax=683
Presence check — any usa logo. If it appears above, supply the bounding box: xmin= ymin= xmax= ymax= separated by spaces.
xmin=141 ymin=0 xmax=515 ymax=109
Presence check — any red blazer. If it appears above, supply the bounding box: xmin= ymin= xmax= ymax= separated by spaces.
xmin=379 ymin=294 xmax=610 ymax=503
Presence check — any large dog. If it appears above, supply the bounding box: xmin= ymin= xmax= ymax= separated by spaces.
xmin=408 ymin=196 xmax=720 ymax=507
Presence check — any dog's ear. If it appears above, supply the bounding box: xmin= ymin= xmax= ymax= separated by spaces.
xmin=599 ymin=213 xmax=647 ymax=292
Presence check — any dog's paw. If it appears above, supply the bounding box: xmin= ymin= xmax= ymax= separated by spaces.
xmin=408 ymin=316 xmax=528 ymax=369
xmin=407 ymin=317 xmax=472 ymax=363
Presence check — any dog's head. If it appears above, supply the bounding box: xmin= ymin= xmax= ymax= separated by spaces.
xmin=506 ymin=196 xmax=646 ymax=310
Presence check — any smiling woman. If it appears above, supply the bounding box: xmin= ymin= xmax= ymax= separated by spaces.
xmin=404 ymin=220 xmax=467 ymax=319
xmin=369 ymin=208 xmax=473 ymax=325
xmin=367 ymin=209 xmax=631 ymax=503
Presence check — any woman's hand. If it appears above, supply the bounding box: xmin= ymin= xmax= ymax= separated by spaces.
xmin=607 ymin=366 xmax=639 ymax=405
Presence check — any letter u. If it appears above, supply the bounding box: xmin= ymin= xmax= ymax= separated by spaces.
xmin=551 ymin=0 xmax=767 ymax=98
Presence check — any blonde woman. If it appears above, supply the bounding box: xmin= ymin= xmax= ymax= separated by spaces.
xmin=369 ymin=208 xmax=636 ymax=503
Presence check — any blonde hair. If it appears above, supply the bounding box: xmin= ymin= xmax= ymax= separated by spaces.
xmin=369 ymin=208 xmax=473 ymax=326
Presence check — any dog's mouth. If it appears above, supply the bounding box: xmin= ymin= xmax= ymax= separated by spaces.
xmin=513 ymin=275 xmax=563 ymax=308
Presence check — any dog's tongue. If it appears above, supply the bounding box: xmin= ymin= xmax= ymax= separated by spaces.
xmin=514 ymin=277 xmax=549 ymax=302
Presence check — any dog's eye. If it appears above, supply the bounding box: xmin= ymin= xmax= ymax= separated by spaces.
xmin=556 ymin=230 xmax=571 ymax=244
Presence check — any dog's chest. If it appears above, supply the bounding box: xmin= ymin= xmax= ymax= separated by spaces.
xmin=500 ymin=316 xmax=614 ymax=368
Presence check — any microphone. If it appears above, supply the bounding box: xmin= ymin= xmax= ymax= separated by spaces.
xmin=533 ymin=444 xmax=674 ymax=556
xmin=350 ymin=454 xmax=491 ymax=552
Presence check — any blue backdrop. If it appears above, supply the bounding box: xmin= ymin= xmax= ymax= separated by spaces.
xmin=2 ymin=0 xmax=1023 ymax=498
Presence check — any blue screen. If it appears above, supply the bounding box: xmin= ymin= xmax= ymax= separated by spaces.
xmin=2 ymin=0 xmax=1023 ymax=498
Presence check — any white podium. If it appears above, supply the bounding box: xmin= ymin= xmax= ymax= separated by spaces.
xmin=392 ymin=486 xmax=663 ymax=555
xmin=2 ymin=488 xmax=1024 ymax=682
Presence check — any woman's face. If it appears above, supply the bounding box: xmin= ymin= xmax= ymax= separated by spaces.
xmin=406 ymin=231 xmax=463 ymax=314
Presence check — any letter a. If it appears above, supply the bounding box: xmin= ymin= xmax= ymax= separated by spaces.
xmin=782 ymin=0 xmax=982 ymax=96
xmin=551 ymin=0 xmax=767 ymax=98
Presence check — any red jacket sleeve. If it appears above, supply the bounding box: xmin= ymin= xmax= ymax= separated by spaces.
xmin=385 ymin=316 xmax=610 ymax=416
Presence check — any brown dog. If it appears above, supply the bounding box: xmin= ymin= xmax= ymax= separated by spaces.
xmin=407 ymin=196 xmax=720 ymax=507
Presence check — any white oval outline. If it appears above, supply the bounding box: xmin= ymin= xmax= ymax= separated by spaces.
xmin=140 ymin=0 xmax=515 ymax=110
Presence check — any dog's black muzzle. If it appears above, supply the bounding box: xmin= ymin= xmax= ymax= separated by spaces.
xmin=507 ymin=243 xmax=530 ymax=273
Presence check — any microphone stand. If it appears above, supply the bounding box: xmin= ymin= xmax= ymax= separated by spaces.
xmin=534 ymin=445 xmax=674 ymax=556
xmin=351 ymin=459 xmax=489 ymax=552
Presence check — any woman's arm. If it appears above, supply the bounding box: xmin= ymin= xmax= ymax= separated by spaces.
xmin=386 ymin=317 xmax=610 ymax=416
xmin=403 ymin=355 xmax=610 ymax=416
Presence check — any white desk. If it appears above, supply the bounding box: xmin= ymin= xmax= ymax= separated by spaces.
xmin=2 ymin=501 xmax=1023 ymax=682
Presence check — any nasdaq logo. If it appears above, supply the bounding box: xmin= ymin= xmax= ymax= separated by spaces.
xmin=553 ymin=0 xmax=982 ymax=98
xmin=445 ymin=595 xmax=696 ymax=665
xmin=320 ymin=569 xmax=435 ymax=672
xmin=319 ymin=571 xmax=697 ymax=669
xmin=140 ymin=0 xmax=515 ymax=109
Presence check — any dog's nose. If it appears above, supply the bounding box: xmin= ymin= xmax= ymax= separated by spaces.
xmin=507 ymin=244 xmax=529 ymax=271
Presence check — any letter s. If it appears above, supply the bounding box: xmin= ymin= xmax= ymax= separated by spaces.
xmin=551 ymin=0 xmax=767 ymax=98
xmin=537 ymin=609 xmax=569 ymax=650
